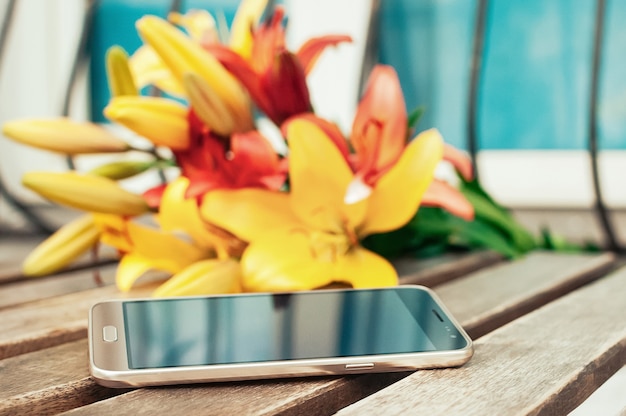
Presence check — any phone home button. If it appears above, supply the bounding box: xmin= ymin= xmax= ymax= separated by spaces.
xmin=102 ymin=325 xmax=118 ymax=342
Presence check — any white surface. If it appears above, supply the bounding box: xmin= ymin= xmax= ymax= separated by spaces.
xmin=285 ymin=0 xmax=375 ymax=134
xmin=478 ymin=150 xmax=626 ymax=208
xmin=569 ymin=365 xmax=626 ymax=416
xmin=0 ymin=0 xmax=88 ymax=199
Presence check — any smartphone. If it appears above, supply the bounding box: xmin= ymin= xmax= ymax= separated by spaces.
xmin=89 ymin=285 xmax=473 ymax=387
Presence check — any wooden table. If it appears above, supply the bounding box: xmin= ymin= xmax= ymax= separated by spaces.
xmin=1 ymin=237 xmax=625 ymax=415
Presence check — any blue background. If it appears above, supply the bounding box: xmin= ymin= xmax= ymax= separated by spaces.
xmin=89 ymin=0 xmax=626 ymax=150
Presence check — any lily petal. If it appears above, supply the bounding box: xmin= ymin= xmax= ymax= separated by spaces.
xmin=264 ymin=51 xmax=311 ymax=124
xmin=153 ymin=258 xmax=242 ymax=297
xmin=129 ymin=45 xmax=185 ymax=96
xmin=226 ymin=130 xmax=285 ymax=189
xmin=443 ymin=144 xmax=474 ymax=181
xmin=206 ymin=44 xmax=277 ymax=122
xmin=229 ymin=0 xmax=268 ymax=59
xmin=351 ymin=65 xmax=407 ymax=185
xmin=296 ymin=35 xmax=352 ymax=75
xmin=158 ymin=177 xmax=220 ymax=249
xmin=23 ymin=214 xmax=101 ymax=276
xmin=168 ymin=10 xmax=219 ymax=46
xmin=126 ymin=222 xmax=208 ymax=271
xmin=22 ymin=172 xmax=149 ymax=216
xmin=201 ymin=188 xmax=296 ymax=242
xmin=287 ymin=119 xmax=366 ymax=233
xmin=116 ymin=254 xmax=154 ymax=291
xmin=106 ymin=46 xmax=138 ymax=96
xmin=2 ymin=118 xmax=129 ymax=154
xmin=241 ymin=230 xmax=334 ymax=292
xmin=359 ymin=128 xmax=443 ymax=236
xmin=283 ymin=113 xmax=350 ymax=161
xmin=422 ymin=180 xmax=475 ymax=221
xmin=335 ymin=246 xmax=398 ymax=288
xmin=183 ymin=72 xmax=237 ymax=136
xmin=104 ymin=96 xmax=189 ymax=150
xmin=136 ymin=16 xmax=251 ymax=124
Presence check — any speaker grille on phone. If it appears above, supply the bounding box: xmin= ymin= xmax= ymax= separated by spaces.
xmin=432 ymin=309 xmax=444 ymax=322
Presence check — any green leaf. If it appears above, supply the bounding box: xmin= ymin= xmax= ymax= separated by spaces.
xmin=460 ymin=177 xmax=536 ymax=252
xmin=407 ymin=106 xmax=426 ymax=131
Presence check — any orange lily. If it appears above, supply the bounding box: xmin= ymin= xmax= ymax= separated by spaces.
xmin=206 ymin=6 xmax=351 ymax=125
xmin=296 ymin=65 xmax=475 ymax=220
xmin=201 ymin=119 xmax=444 ymax=292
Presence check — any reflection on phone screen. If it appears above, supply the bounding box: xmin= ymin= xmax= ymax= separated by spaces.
xmin=123 ymin=289 xmax=461 ymax=369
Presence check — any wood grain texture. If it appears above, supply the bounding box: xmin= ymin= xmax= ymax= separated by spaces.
xmin=0 ymin=254 xmax=496 ymax=415
xmin=51 ymin=252 xmax=615 ymax=415
xmin=396 ymin=250 xmax=502 ymax=287
xmin=0 ymin=338 xmax=406 ymax=416
xmin=0 ymin=283 xmax=157 ymax=359
xmin=338 ymin=266 xmax=626 ymax=416
xmin=0 ymin=265 xmax=116 ymax=309
xmin=0 ymin=237 xmax=46 ymax=281
xmin=0 ymin=340 xmax=128 ymax=416
xmin=435 ymin=251 xmax=616 ymax=338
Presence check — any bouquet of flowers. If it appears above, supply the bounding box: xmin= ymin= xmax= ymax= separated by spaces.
xmin=3 ymin=0 xmax=537 ymax=296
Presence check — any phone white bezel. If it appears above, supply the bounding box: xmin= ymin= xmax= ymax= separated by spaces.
xmin=89 ymin=285 xmax=473 ymax=387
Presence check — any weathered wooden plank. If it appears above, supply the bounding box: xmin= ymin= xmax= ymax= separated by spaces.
xmin=0 ymin=265 xmax=116 ymax=309
xmin=396 ymin=250 xmax=502 ymax=287
xmin=0 ymin=340 xmax=128 ymax=416
xmin=337 ymin=265 xmax=626 ymax=416
xmin=435 ymin=251 xmax=615 ymax=339
xmin=0 ymin=252 xmax=497 ymax=415
xmin=569 ymin=364 xmax=626 ymax=416
xmin=0 ymin=251 xmax=494 ymax=360
xmin=0 ymin=283 xmax=158 ymax=359
xmin=0 ymin=237 xmax=46 ymax=281
xmin=38 ymin=252 xmax=614 ymax=416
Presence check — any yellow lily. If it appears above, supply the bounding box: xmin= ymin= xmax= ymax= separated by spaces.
xmin=129 ymin=44 xmax=186 ymax=96
xmin=104 ymin=96 xmax=190 ymax=150
xmin=94 ymin=215 xmax=209 ymax=291
xmin=106 ymin=46 xmax=138 ymax=97
xmin=22 ymin=214 xmax=102 ymax=276
xmin=22 ymin=171 xmax=149 ymax=216
xmin=152 ymin=258 xmax=242 ymax=297
xmin=167 ymin=9 xmax=219 ymax=46
xmin=202 ymin=119 xmax=444 ymax=292
xmin=157 ymin=177 xmax=246 ymax=259
xmin=2 ymin=118 xmax=129 ymax=154
xmin=135 ymin=15 xmax=253 ymax=133
xmin=183 ymin=73 xmax=236 ymax=137
xmin=97 ymin=177 xmax=245 ymax=295
xmin=129 ymin=1 xmax=267 ymax=96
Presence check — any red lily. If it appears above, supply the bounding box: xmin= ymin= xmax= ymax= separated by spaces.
xmin=205 ymin=7 xmax=351 ymax=126
xmin=177 ymin=111 xmax=286 ymax=199
xmin=143 ymin=111 xmax=286 ymax=208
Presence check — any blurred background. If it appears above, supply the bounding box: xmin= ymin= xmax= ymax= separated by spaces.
xmin=1 ymin=0 xmax=626 ymax=247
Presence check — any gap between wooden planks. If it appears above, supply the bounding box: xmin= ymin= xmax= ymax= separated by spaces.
xmin=0 ymin=251 xmax=614 ymax=416
xmin=0 ymin=251 xmax=499 ymax=360
xmin=338 ymin=259 xmax=626 ymax=415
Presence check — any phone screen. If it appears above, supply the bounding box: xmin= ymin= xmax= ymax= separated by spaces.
xmin=122 ymin=288 xmax=467 ymax=369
